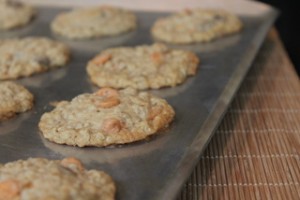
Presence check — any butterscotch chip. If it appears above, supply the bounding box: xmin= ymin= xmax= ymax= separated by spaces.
xmin=60 ymin=157 xmax=85 ymax=173
xmin=96 ymin=88 xmax=120 ymax=108
xmin=151 ymin=8 xmax=242 ymax=44
xmin=0 ymin=158 xmax=116 ymax=200
xmin=0 ymin=179 xmax=20 ymax=200
xmin=39 ymin=88 xmax=175 ymax=147
xmin=87 ymin=43 xmax=199 ymax=89
xmin=0 ymin=0 xmax=35 ymax=30
xmin=0 ymin=37 xmax=70 ymax=80
xmin=51 ymin=6 xmax=137 ymax=39
xmin=101 ymin=118 xmax=123 ymax=134
xmin=0 ymin=81 xmax=33 ymax=121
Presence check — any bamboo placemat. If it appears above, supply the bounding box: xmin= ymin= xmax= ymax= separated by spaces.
xmin=178 ymin=30 xmax=300 ymax=200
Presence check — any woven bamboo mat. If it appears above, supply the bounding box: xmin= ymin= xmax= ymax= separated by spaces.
xmin=178 ymin=30 xmax=300 ymax=200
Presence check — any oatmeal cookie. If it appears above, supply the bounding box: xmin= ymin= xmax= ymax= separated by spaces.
xmin=51 ymin=6 xmax=137 ymax=39
xmin=0 ymin=0 xmax=35 ymax=30
xmin=151 ymin=8 xmax=242 ymax=44
xmin=87 ymin=43 xmax=199 ymax=89
xmin=39 ymin=88 xmax=175 ymax=147
xmin=0 ymin=157 xmax=116 ymax=200
xmin=0 ymin=37 xmax=70 ymax=80
xmin=0 ymin=81 xmax=33 ymax=121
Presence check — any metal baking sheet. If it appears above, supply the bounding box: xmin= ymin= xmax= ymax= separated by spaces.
xmin=0 ymin=3 xmax=277 ymax=200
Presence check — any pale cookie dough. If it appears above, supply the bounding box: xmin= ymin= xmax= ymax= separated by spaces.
xmin=0 ymin=37 xmax=70 ymax=80
xmin=39 ymin=88 xmax=175 ymax=147
xmin=0 ymin=0 xmax=35 ymax=30
xmin=0 ymin=157 xmax=116 ymax=200
xmin=87 ymin=43 xmax=199 ymax=89
xmin=51 ymin=6 xmax=137 ymax=39
xmin=151 ymin=8 xmax=243 ymax=44
xmin=0 ymin=81 xmax=33 ymax=121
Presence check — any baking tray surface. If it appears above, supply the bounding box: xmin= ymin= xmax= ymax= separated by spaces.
xmin=0 ymin=3 xmax=277 ymax=200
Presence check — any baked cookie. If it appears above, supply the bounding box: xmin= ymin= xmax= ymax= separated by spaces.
xmin=0 ymin=81 xmax=33 ymax=121
xmin=0 ymin=37 xmax=70 ymax=80
xmin=0 ymin=0 xmax=35 ymax=30
xmin=51 ymin=6 xmax=137 ymax=39
xmin=39 ymin=88 xmax=175 ymax=147
xmin=0 ymin=157 xmax=116 ymax=200
xmin=151 ymin=8 xmax=242 ymax=44
xmin=87 ymin=43 xmax=199 ymax=89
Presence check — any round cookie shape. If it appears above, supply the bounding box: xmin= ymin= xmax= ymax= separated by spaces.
xmin=0 ymin=37 xmax=70 ymax=80
xmin=51 ymin=6 xmax=137 ymax=39
xmin=86 ymin=43 xmax=199 ymax=89
xmin=0 ymin=0 xmax=35 ymax=30
xmin=39 ymin=88 xmax=175 ymax=147
xmin=151 ymin=8 xmax=243 ymax=44
xmin=0 ymin=81 xmax=33 ymax=121
xmin=0 ymin=157 xmax=116 ymax=200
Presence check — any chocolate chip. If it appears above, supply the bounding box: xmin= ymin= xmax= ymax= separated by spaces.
xmin=59 ymin=165 xmax=77 ymax=175
xmin=7 ymin=0 xmax=23 ymax=9
xmin=36 ymin=57 xmax=50 ymax=68
xmin=198 ymin=15 xmax=225 ymax=31
xmin=213 ymin=14 xmax=225 ymax=21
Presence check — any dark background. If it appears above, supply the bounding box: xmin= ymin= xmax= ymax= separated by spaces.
xmin=258 ymin=0 xmax=299 ymax=75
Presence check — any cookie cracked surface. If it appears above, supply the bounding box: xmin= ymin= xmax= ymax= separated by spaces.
xmin=51 ymin=6 xmax=137 ymax=39
xmin=0 ymin=0 xmax=35 ymax=30
xmin=0 ymin=37 xmax=70 ymax=80
xmin=0 ymin=81 xmax=33 ymax=121
xmin=151 ymin=8 xmax=242 ymax=44
xmin=39 ymin=88 xmax=175 ymax=147
xmin=0 ymin=157 xmax=116 ymax=200
xmin=87 ymin=43 xmax=199 ymax=90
